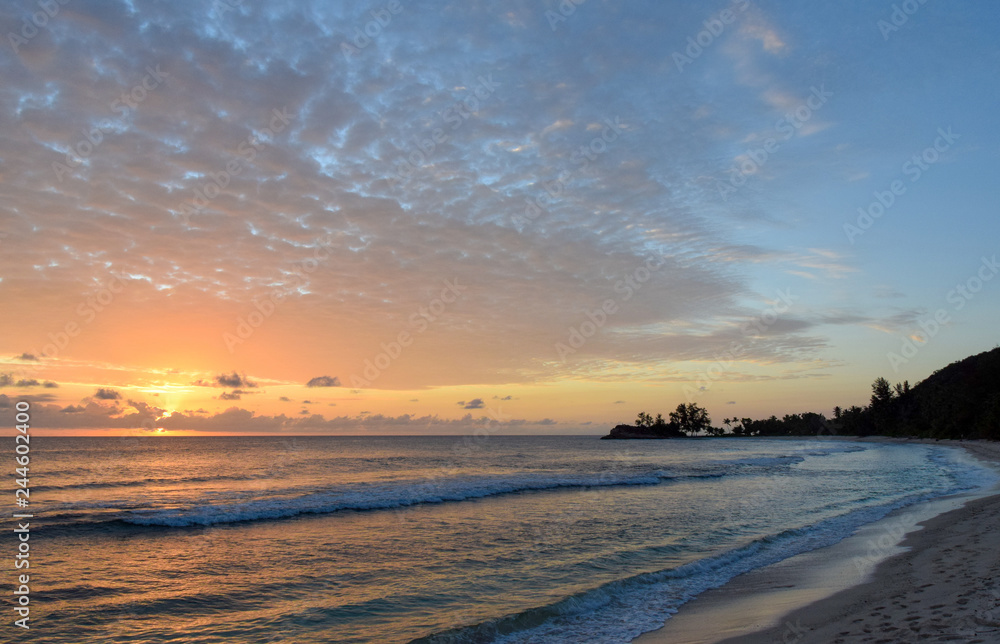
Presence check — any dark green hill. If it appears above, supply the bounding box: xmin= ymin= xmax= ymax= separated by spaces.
xmin=884 ymin=346 xmax=1000 ymax=439
xmin=604 ymin=347 xmax=1000 ymax=440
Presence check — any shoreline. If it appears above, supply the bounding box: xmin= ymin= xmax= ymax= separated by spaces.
xmin=631 ymin=438 xmax=1000 ymax=644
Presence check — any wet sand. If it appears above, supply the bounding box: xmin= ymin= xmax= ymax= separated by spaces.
xmin=633 ymin=439 xmax=1000 ymax=644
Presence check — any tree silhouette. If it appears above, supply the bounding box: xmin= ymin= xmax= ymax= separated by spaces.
xmin=669 ymin=402 xmax=711 ymax=435
xmin=704 ymin=424 xmax=726 ymax=437
xmin=871 ymin=377 xmax=895 ymax=407
xmin=869 ymin=377 xmax=897 ymax=435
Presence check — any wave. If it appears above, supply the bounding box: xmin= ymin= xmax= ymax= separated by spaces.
xmin=28 ymin=467 xmax=741 ymax=532
xmin=119 ymin=472 xmax=686 ymax=527
xmin=32 ymin=473 xmax=677 ymax=532
xmin=32 ymin=472 xmax=276 ymax=492
xmin=43 ymin=443 xmax=951 ymax=533
xmin=409 ymin=486 xmax=965 ymax=644
xmin=34 ymin=469 xmax=726 ymax=530
xmin=708 ymin=455 xmax=805 ymax=467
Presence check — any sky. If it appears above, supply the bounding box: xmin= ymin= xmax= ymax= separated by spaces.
xmin=1 ymin=0 xmax=999 ymax=435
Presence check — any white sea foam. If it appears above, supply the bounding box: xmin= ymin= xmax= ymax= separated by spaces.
xmin=122 ymin=472 xmax=671 ymax=526
xmin=416 ymin=443 xmax=1000 ymax=644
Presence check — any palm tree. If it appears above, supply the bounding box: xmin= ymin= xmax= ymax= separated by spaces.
xmin=669 ymin=403 xmax=711 ymax=435
xmin=635 ymin=411 xmax=653 ymax=428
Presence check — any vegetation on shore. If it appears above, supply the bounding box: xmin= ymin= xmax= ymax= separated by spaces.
xmin=603 ymin=347 xmax=1000 ymax=440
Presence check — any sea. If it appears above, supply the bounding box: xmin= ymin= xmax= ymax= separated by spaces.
xmin=27 ymin=435 xmax=999 ymax=643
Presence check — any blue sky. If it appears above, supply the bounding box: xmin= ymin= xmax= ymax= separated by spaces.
xmin=1 ymin=0 xmax=998 ymax=432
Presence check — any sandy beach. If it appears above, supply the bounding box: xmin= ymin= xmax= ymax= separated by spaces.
xmin=634 ymin=440 xmax=1000 ymax=644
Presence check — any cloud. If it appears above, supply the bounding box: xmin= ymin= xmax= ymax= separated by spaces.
xmin=741 ymin=19 xmax=788 ymax=55
xmin=0 ymin=396 xmax=568 ymax=433
xmin=0 ymin=0 xmax=833 ymax=393
xmin=94 ymin=388 xmax=122 ymax=400
xmin=3 ymin=0 xmax=982 ymax=404
xmin=215 ymin=372 xmax=257 ymax=388
xmin=302 ymin=400 xmax=313 ymax=404
xmin=726 ymin=401 xmax=736 ymax=405
xmin=279 ymin=396 xmax=291 ymax=402
xmin=0 ymin=375 xmax=56 ymax=388
xmin=1 ymin=393 xmax=57 ymax=404
xmin=613 ymin=400 xmax=626 ymax=404
xmin=16 ymin=353 xmax=38 ymax=361
xmin=0 ymin=394 xmax=56 ymax=402
xmin=194 ymin=372 xmax=259 ymax=388
xmin=306 ymin=375 xmax=342 ymax=388
xmin=461 ymin=398 xmax=485 ymax=409
xmin=873 ymin=286 xmax=906 ymax=300
xmin=541 ymin=118 xmax=574 ymax=136
xmin=218 ymin=391 xmax=241 ymax=400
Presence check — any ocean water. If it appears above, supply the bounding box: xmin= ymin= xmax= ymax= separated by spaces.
xmin=28 ymin=436 xmax=998 ymax=643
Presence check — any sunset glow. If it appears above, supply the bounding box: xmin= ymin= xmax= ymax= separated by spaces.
xmin=2 ymin=2 xmax=998 ymax=436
